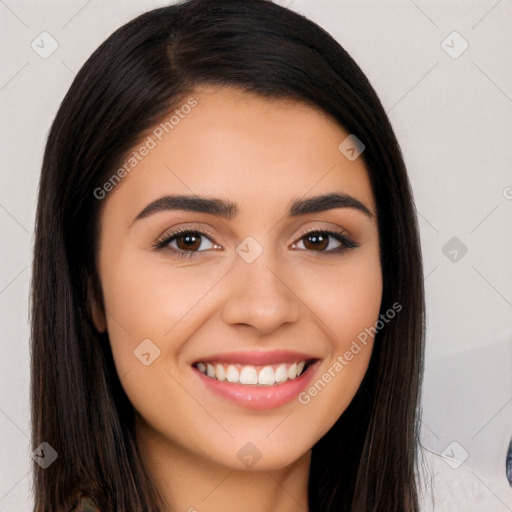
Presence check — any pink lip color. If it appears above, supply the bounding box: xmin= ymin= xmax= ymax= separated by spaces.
xmin=192 ymin=359 xmax=321 ymax=410
xmin=192 ymin=349 xmax=318 ymax=366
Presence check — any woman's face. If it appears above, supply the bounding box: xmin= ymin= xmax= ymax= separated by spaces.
xmin=92 ymin=85 xmax=382 ymax=471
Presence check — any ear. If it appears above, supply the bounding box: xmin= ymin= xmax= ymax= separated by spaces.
xmin=87 ymin=275 xmax=107 ymax=333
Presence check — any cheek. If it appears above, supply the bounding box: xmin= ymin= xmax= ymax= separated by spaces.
xmin=294 ymin=248 xmax=383 ymax=348
xmin=289 ymin=249 xmax=382 ymax=437
xmin=97 ymin=253 xmax=217 ymax=431
xmin=100 ymin=251 xmax=225 ymax=361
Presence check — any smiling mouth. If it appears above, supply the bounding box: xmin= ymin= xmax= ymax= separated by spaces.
xmin=192 ymin=360 xmax=316 ymax=386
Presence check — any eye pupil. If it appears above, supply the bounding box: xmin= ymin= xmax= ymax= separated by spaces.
xmin=177 ymin=234 xmax=201 ymax=251
xmin=304 ymin=233 xmax=328 ymax=251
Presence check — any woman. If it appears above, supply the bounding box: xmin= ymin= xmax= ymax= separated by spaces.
xmin=30 ymin=0 xmax=426 ymax=510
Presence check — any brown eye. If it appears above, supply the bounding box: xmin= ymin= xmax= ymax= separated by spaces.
xmin=293 ymin=230 xmax=357 ymax=254
xmin=154 ymin=229 xmax=218 ymax=257
xmin=174 ymin=233 xmax=202 ymax=251
xmin=302 ymin=232 xmax=331 ymax=251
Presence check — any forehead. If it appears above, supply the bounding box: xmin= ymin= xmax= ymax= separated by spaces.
xmin=102 ymin=85 xmax=375 ymax=219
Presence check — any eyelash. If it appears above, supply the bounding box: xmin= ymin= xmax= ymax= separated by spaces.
xmin=153 ymin=227 xmax=358 ymax=259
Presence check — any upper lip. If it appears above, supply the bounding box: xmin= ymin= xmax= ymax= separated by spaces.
xmin=192 ymin=349 xmax=320 ymax=366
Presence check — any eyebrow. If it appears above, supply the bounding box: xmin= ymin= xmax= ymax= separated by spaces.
xmin=132 ymin=192 xmax=374 ymax=224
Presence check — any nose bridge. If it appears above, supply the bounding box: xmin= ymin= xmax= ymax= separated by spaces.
xmin=220 ymin=241 xmax=301 ymax=333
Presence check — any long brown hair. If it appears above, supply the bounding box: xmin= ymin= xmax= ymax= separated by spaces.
xmin=30 ymin=0 xmax=425 ymax=510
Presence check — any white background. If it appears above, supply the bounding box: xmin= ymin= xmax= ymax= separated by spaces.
xmin=0 ymin=0 xmax=511 ymax=510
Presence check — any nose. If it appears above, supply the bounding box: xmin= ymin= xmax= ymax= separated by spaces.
xmin=221 ymin=253 xmax=301 ymax=335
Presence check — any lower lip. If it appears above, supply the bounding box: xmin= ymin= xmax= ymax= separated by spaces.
xmin=192 ymin=361 xmax=321 ymax=410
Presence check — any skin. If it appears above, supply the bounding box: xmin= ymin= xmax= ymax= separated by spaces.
xmin=91 ymin=85 xmax=383 ymax=512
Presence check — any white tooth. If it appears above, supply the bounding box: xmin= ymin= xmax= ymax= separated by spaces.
xmin=197 ymin=362 xmax=206 ymax=374
xmin=215 ymin=364 xmax=226 ymax=381
xmin=296 ymin=361 xmax=305 ymax=376
xmin=287 ymin=363 xmax=297 ymax=380
xmin=274 ymin=363 xmax=288 ymax=383
xmin=240 ymin=366 xmax=258 ymax=384
xmin=206 ymin=363 xmax=216 ymax=378
xmin=226 ymin=364 xmax=240 ymax=383
xmin=258 ymin=366 xmax=275 ymax=386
